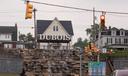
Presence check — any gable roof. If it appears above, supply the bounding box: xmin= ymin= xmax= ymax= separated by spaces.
xmin=0 ymin=26 xmax=16 ymax=33
xmin=37 ymin=19 xmax=74 ymax=35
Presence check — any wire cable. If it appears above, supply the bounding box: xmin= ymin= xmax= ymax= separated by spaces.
xmin=29 ymin=0 xmax=128 ymax=15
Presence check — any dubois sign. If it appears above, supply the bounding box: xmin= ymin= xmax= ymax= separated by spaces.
xmin=37 ymin=34 xmax=71 ymax=43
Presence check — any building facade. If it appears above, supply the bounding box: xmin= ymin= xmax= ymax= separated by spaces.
xmin=95 ymin=27 xmax=128 ymax=50
xmin=37 ymin=18 xmax=74 ymax=49
xmin=0 ymin=24 xmax=25 ymax=49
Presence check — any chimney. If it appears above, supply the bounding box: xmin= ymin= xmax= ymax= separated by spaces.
xmin=15 ymin=23 xmax=17 ymax=27
xmin=109 ymin=26 xmax=111 ymax=29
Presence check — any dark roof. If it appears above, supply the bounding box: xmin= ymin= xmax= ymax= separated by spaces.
xmin=0 ymin=26 xmax=16 ymax=33
xmin=0 ymin=26 xmax=17 ymax=41
xmin=111 ymin=27 xmax=118 ymax=30
xmin=0 ymin=41 xmax=25 ymax=44
xmin=37 ymin=20 xmax=74 ymax=35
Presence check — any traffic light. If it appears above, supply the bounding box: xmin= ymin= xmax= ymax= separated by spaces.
xmin=100 ymin=15 xmax=105 ymax=28
xmin=25 ymin=1 xmax=33 ymax=19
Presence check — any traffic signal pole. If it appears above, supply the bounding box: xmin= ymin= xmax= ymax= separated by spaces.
xmin=93 ymin=8 xmax=95 ymax=28
xmin=33 ymin=8 xmax=37 ymax=48
xmin=98 ymin=12 xmax=105 ymax=62
xmin=93 ymin=8 xmax=100 ymax=62
xmin=97 ymin=28 xmax=101 ymax=62
xmin=91 ymin=8 xmax=96 ymax=43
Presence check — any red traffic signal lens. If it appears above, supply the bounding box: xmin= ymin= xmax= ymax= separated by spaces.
xmin=100 ymin=15 xmax=105 ymax=20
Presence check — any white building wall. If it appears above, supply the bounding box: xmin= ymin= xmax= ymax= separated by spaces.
xmin=98 ymin=35 xmax=128 ymax=49
xmin=121 ymin=37 xmax=124 ymax=44
xmin=95 ymin=28 xmax=128 ymax=49
xmin=0 ymin=34 xmax=12 ymax=41
xmin=101 ymin=37 xmax=107 ymax=47
xmin=99 ymin=36 xmax=110 ymax=48
xmin=16 ymin=44 xmax=25 ymax=49
xmin=112 ymin=37 xmax=115 ymax=44
xmin=4 ymin=44 xmax=12 ymax=48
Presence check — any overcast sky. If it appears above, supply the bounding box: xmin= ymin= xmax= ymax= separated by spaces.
xmin=0 ymin=0 xmax=128 ymax=43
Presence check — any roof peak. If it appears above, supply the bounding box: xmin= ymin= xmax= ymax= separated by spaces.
xmin=37 ymin=17 xmax=71 ymax=21
xmin=54 ymin=17 xmax=58 ymax=20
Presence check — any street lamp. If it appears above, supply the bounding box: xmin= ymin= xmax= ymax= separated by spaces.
xmin=76 ymin=47 xmax=83 ymax=76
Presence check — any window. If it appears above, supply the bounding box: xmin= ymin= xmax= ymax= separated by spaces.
xmin=115 ymin=38 xmax=121 ymax=44
xmin=125 ymin=31 xmax=128 ymax=36
xmin=106 ymin=38 xmax=112 ymax=44
xmin=8 ymin=35 xmax=9 ymax=38
xmin=53 ymin=26 xmax=56 ymax=31
xmin=5 ymin=34 xmax=10 ymax=39
xmin=56 ymin=26 xmax=58 ymax=31
xmin=53 ymin=26 xmax=59 ymax=31
xmin=124 ymin=38 xmax=128 ymax=44
xmin=111 ymin=38 xmax=113 ymax=44
xmin=108 ymin=31 xmax=111 ymax=35
xmin=106 ymin=38 xmax=108 ymax=44
xmin=115 ymin=38 xmax=117 ymax=43
xmin=116 ymin=30 xmax=120 ymax=35
xmin=7 ymin=44 xmax=9 ymax=48
xmin=121 ymin=31 xmax=124 ymax=35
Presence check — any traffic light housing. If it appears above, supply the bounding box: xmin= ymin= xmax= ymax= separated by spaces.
xmin=25 ymin=1 xmax=33 ymax=19
xmin=100 ymin=15 xmax=105 ymax=28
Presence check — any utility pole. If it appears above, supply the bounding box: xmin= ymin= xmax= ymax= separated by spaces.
xmin=97 ymin=29 xmax=100 ymax=62
xmin=33 ymin=8 xmax=37 ymax=48
xmin=79 ymin=47 xmax=83 ymax=76
xmin=93 ymin=8 xmax=95 ymax=26
xmin=98 ymin=12 xmax=106 ymax=62
xmin=91 ymin=8 xmax=95 ymax=43
xmin=93 ymin=8 xmax=100 ymax=62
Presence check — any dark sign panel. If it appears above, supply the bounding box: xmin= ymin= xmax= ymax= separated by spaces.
xmin=37 ymin=34 xmax=71 ymax=43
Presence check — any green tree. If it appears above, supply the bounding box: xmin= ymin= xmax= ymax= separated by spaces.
xmin=19 ymin=34 xmax=26 ymax=42
xmin=83 ymin=39 xmax=89 ymax=47
xmin=26 ymin=33 xmax=34 ymax=41
xmin=74 ymin=38 xmax=89 ymax=48
xmin=19 ymin=33 xmax=35 ymax=49
xmin=86 ymin=24 xmax=99 ymax=42
xmin=19 ymin=33 xmax=34 ymax=42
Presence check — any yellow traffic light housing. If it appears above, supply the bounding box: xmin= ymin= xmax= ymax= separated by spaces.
xmin=25 ymin=1 xmax=33 ymax=19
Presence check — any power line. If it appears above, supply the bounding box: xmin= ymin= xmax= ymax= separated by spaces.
xmin=29 ymin=0 xmax=128 ymax=15
xmin=29 ymin=1 xmax=93 ymax=12
xmin=108 ymin=13 xmax=128 ymax=18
